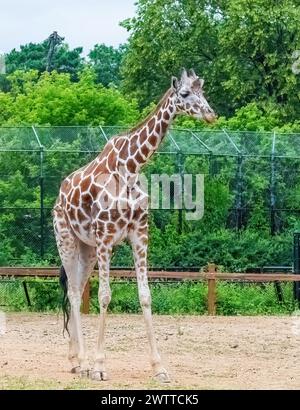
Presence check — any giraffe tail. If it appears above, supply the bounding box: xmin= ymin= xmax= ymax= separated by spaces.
xmin=59 ymin=265 xmax=70 ymax=336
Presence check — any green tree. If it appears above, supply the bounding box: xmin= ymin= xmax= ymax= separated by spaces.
xmin=121 ymin=0 xmax=300 ymax=121
xmin=88 ymin=44 xmax=126 ymax=86
xmin=5 ymin=41 xmax=84 ymax=78
xmin=120 ymin=0 xmax=220 ymax=107
xmin=0 ymin=68 xmax=139 ymax=126
xmin=217 ymin=0 xmax=300 ymax=120
xmin=0 ymin=74 xmax=10 ymax=92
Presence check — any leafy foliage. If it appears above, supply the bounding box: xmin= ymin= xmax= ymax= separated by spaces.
xmin=88 ymin=44 xmax=126 ymax=86
xmin=5 ymin=41 xmax=84 ymax=78
xmin=1 ymin=278 xmax=295 ymax=315
xmin=0 ymin=69 xmax=139 ymax=126
xmin=121 ymin=0 xmax=300 ymax=121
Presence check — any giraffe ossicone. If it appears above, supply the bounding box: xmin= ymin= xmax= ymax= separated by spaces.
xmin=53 ymin=68 xmax=216 ymax=382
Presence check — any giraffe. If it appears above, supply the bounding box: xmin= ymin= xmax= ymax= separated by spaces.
xmin=53 ymin=68 xmax=216 ymax=383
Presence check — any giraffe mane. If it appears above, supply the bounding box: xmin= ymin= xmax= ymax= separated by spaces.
xmin=126 ymin=88 xmax=173 ymax=134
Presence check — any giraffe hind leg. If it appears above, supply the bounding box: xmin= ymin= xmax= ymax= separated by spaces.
xmin=54 ymin=206 xmax=97 ymax=376
xmin=66 ymin=242 xmax=97 ymax=376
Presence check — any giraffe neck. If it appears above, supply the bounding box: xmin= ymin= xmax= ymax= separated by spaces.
xmin=119 ymin=89 xmax=177 ymax=174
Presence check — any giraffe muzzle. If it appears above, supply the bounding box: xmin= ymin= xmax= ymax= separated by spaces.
xmin=205 ymin=113 xmax=217 ymax=123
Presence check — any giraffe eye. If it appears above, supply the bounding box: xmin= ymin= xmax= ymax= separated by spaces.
xmin=180 ymin=91 xmax=190 ymax=98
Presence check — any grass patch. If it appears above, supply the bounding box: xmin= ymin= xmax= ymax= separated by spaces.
xmin=0 ymin=278 xmax=297 ymax=315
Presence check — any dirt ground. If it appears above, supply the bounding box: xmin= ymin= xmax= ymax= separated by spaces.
xmin=0 ymin=312 xmax=299 ymax=390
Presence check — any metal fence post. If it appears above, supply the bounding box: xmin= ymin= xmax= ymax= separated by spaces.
xmin=208 ymin=153 xmax=215 ymax=176
xmin=169 ymin=132 xmax=184 ymax=234
xmin=40 ymin=149 xmax=45 ymax=259
xmin=293 ymin=232 xmax=300 ymax=306
xmin=236 ymin=154 xmax=243 ymax=230
xmin=270 ymin=131 xmax=277 ymax=235
xmin=222 ymin=129 xmax=243 ymax=230
xmin=177 ymin=152 xmax=185 ymax=234
xmin=32 ymin=126 xmax=45 ymax=259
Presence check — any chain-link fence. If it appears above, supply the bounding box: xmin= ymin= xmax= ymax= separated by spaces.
xmin=1 ymin=126 xmax=300 ymax=266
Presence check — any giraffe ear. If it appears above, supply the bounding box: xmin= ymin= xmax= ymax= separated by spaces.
xmin=192 ymin=78 xmax=204 ymax=91
xmin=171 ymin=76 xmax=179 ymax=91
xmin=188 ymin=69 xmax=197 ymax=78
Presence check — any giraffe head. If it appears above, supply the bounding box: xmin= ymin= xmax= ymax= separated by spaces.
xmin=171 ymin=68 xmax=216 ymax=123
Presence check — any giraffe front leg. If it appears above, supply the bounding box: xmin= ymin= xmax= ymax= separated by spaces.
xmin=90 ymin=239 xmax=112 ymax=381
xmin=129 ymin=224 xmax=170 ymax=383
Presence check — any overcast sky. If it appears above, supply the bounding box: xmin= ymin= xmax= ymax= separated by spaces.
xmin=0 ymin=0 xmax=136 ymax=55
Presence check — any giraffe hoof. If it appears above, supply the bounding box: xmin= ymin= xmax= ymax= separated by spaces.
xmin=71 ymin=365 xmax=81 ymax=374
xmin=90 ymin=370 xmax=108 ymax=381
xmin=153 ymin=370 xmax=171 ymax=384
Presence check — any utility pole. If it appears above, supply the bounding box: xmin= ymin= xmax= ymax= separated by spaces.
xmin=46 ymin=31 xmax=64 ymax=72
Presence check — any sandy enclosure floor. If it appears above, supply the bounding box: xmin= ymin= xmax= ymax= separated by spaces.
xmin=0 ymin=313 xmax=299 ymax=390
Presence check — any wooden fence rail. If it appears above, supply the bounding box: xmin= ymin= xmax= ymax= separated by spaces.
xmin=0 ymin=264 xmax=299 ymax=314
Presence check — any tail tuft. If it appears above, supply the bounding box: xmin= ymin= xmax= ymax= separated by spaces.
xmin=59 ymin=265 xmax=70 ymax=336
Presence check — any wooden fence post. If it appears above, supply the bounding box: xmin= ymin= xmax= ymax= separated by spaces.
xmin=82 ymin=279 xmax=90 ymax=314
xmin=207 ymin=263 xmax=217 ymax=315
